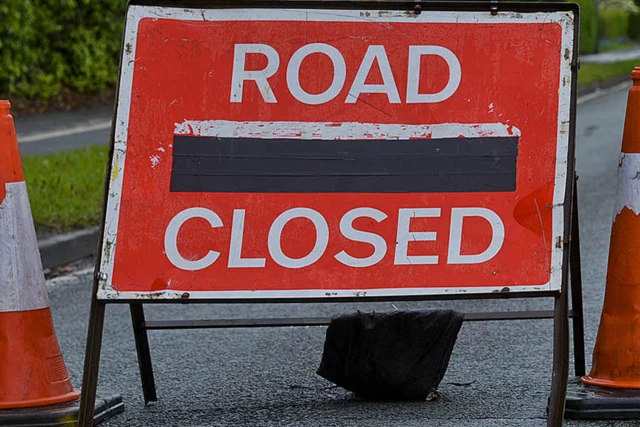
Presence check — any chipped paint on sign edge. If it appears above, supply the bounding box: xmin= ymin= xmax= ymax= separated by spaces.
xmin=96 ymin=283 xmax=552 ymax=301
xmin=550 ymin=9 xmax=575 ymax=293
xmin=130 ymin=6 xmax=576 ymax=25
xmin=98 ymin=5 xmax=141 ymax=291
xmin=174 ymin=120 xmax=521 ymax=139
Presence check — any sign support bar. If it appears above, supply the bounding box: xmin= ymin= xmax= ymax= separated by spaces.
xmin=570 ymin=178 xmax=586 ymax=377
xmin=79 ymin=299 xmax=106 ymax=427
xmin=549 ymin=276 xmax=570 ymax=425
xmin=130 ymin=303 xmax=157 ymax=405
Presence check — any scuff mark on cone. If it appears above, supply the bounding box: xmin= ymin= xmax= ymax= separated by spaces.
xmin=0 ymin=181 xmax=49 ymax=312
xmin=614 ymin=153 xmax=640 ymax=217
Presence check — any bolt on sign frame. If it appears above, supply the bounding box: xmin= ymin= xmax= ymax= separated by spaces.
xmin=79 ymin=1 xmax=581 ymax=425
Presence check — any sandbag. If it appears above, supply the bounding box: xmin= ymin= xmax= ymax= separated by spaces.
xmin=317 ymin=309 xmax=464 ymax=400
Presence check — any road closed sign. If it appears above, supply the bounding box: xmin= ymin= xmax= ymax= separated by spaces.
xmin=97 ymin=3 xmax=576 ymax=300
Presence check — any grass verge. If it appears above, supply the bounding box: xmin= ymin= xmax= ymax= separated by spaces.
xmin=22 ymin=145 xmax=108 ymax=233
xmin=579 ymin=59 xmax=640 ymax=86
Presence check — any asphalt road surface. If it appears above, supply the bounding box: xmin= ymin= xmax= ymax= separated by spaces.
xmin=47 ymin=84 xmax=636 ymax=426
xmin=14 ymin=107 xmax=112 ymax=156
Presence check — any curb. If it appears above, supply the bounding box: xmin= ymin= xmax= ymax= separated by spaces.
xmin=39 ymin=227 xmax=99 ymax=270
xmin=34 ymin=79 xmax=631 ymax=271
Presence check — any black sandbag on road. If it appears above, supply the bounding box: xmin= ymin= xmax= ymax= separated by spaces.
xmin=317 ymin=309 xmax=464 ymax=400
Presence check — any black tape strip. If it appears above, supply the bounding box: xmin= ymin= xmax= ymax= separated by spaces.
xmin=170 ymin=135 xmax=518 ymax=193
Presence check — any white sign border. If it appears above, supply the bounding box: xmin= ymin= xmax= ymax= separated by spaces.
xmin=97 ymin=5 xmax=575 ymax=300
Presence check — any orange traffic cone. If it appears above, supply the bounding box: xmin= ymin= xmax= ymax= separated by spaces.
xmin=583 ymin=68 xmax=640 ymax=389
xmin=0 ymin=100 xmax=123 ymax=425
xmin=0 ymin=100 xmax=80 ymax=408
xmin=565 ymin=68 xmax=640 ymax=419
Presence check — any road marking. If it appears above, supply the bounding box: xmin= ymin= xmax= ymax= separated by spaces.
xmin=18 ymin=120 xmax=112 ymax=143
xmin=577 ymin=81 xmax=632 ymax=105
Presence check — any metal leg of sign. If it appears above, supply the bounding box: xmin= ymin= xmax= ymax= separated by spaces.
xmin=130 ymin=303 xmax=158 ymax=405
xmin=78 ymin=298 xmax=116 ymax=427
xmin=547 ymin=286 xmax=570 ymax=426
xmin=569 ymin=182 xmax=586 ymax=377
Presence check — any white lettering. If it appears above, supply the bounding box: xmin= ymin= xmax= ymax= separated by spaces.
xmin=164 ymin=207 xmax=222 ymax=271
xmin=406 ymin=45 xmax=461 ymax=103
xmin=394 ymin=208 xmax=441 ymax=265
xmin=230 ymin=44 xmax=280 ymax=103
xmin=228 ymin=209 xmax=266 ymax=268
xmin=230 ymin=43 xmax=462 ymax=105
xmin=335 ymin=207 xmax=388 ymax=267
xmin=346 ymin=45 xmax=400 ymax=104
xmin=286 ymin=43 xmax=346 ymax=105
xmin=447 ymin=208 xmax=505 ymax=264
xmin=268 ymin=207 xmax=329 ymax=268
xmin=164 ymin=205 xmax=503 ymax=271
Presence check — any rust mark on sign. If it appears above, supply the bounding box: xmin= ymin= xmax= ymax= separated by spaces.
xmin=110 ymin=161 xmax=119 ymax=182
xmin=556 ymin=236 xmax=563 ymax=249
xmin=103 ymin=241 xmax=114 ymax=262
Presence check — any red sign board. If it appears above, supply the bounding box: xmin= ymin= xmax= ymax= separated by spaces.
xmin=98 ymin=6 xmax=575 ymax=299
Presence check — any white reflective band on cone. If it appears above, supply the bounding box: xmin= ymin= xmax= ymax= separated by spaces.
xmin=615 ymin=153 xmax=640 ymax=218
xmin=0 ymin=181 xmax=49 ymax=312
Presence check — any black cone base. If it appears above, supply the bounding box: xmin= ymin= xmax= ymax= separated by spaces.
xmin=0 ymin=394 xmax=124 ymax=426
xmin=565 ymin=378 xmax=640 ymax=419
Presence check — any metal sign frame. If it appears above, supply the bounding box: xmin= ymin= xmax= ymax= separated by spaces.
xmin=79 ymin=1 xmax=582 ymax=426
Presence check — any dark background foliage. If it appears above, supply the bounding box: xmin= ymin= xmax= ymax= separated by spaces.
xmin=0 ymin=0 xmax=125 ymax=101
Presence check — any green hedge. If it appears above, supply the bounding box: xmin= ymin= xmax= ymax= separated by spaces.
xmin=0 ymin=0 xmax=635 ymax=99
xmin=577 ymin=0 xmax=599 ymax=54
xmin=600 ymin=8 xmax=630 ymax=40
xmin=630 ymin=11 xmax=640 ymax=39
xmin=0 ymin=0 xmax=125 ymax=100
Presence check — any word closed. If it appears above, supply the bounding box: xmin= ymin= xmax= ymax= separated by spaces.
xmin=164 ymin=206 xmax=505 ymax=271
